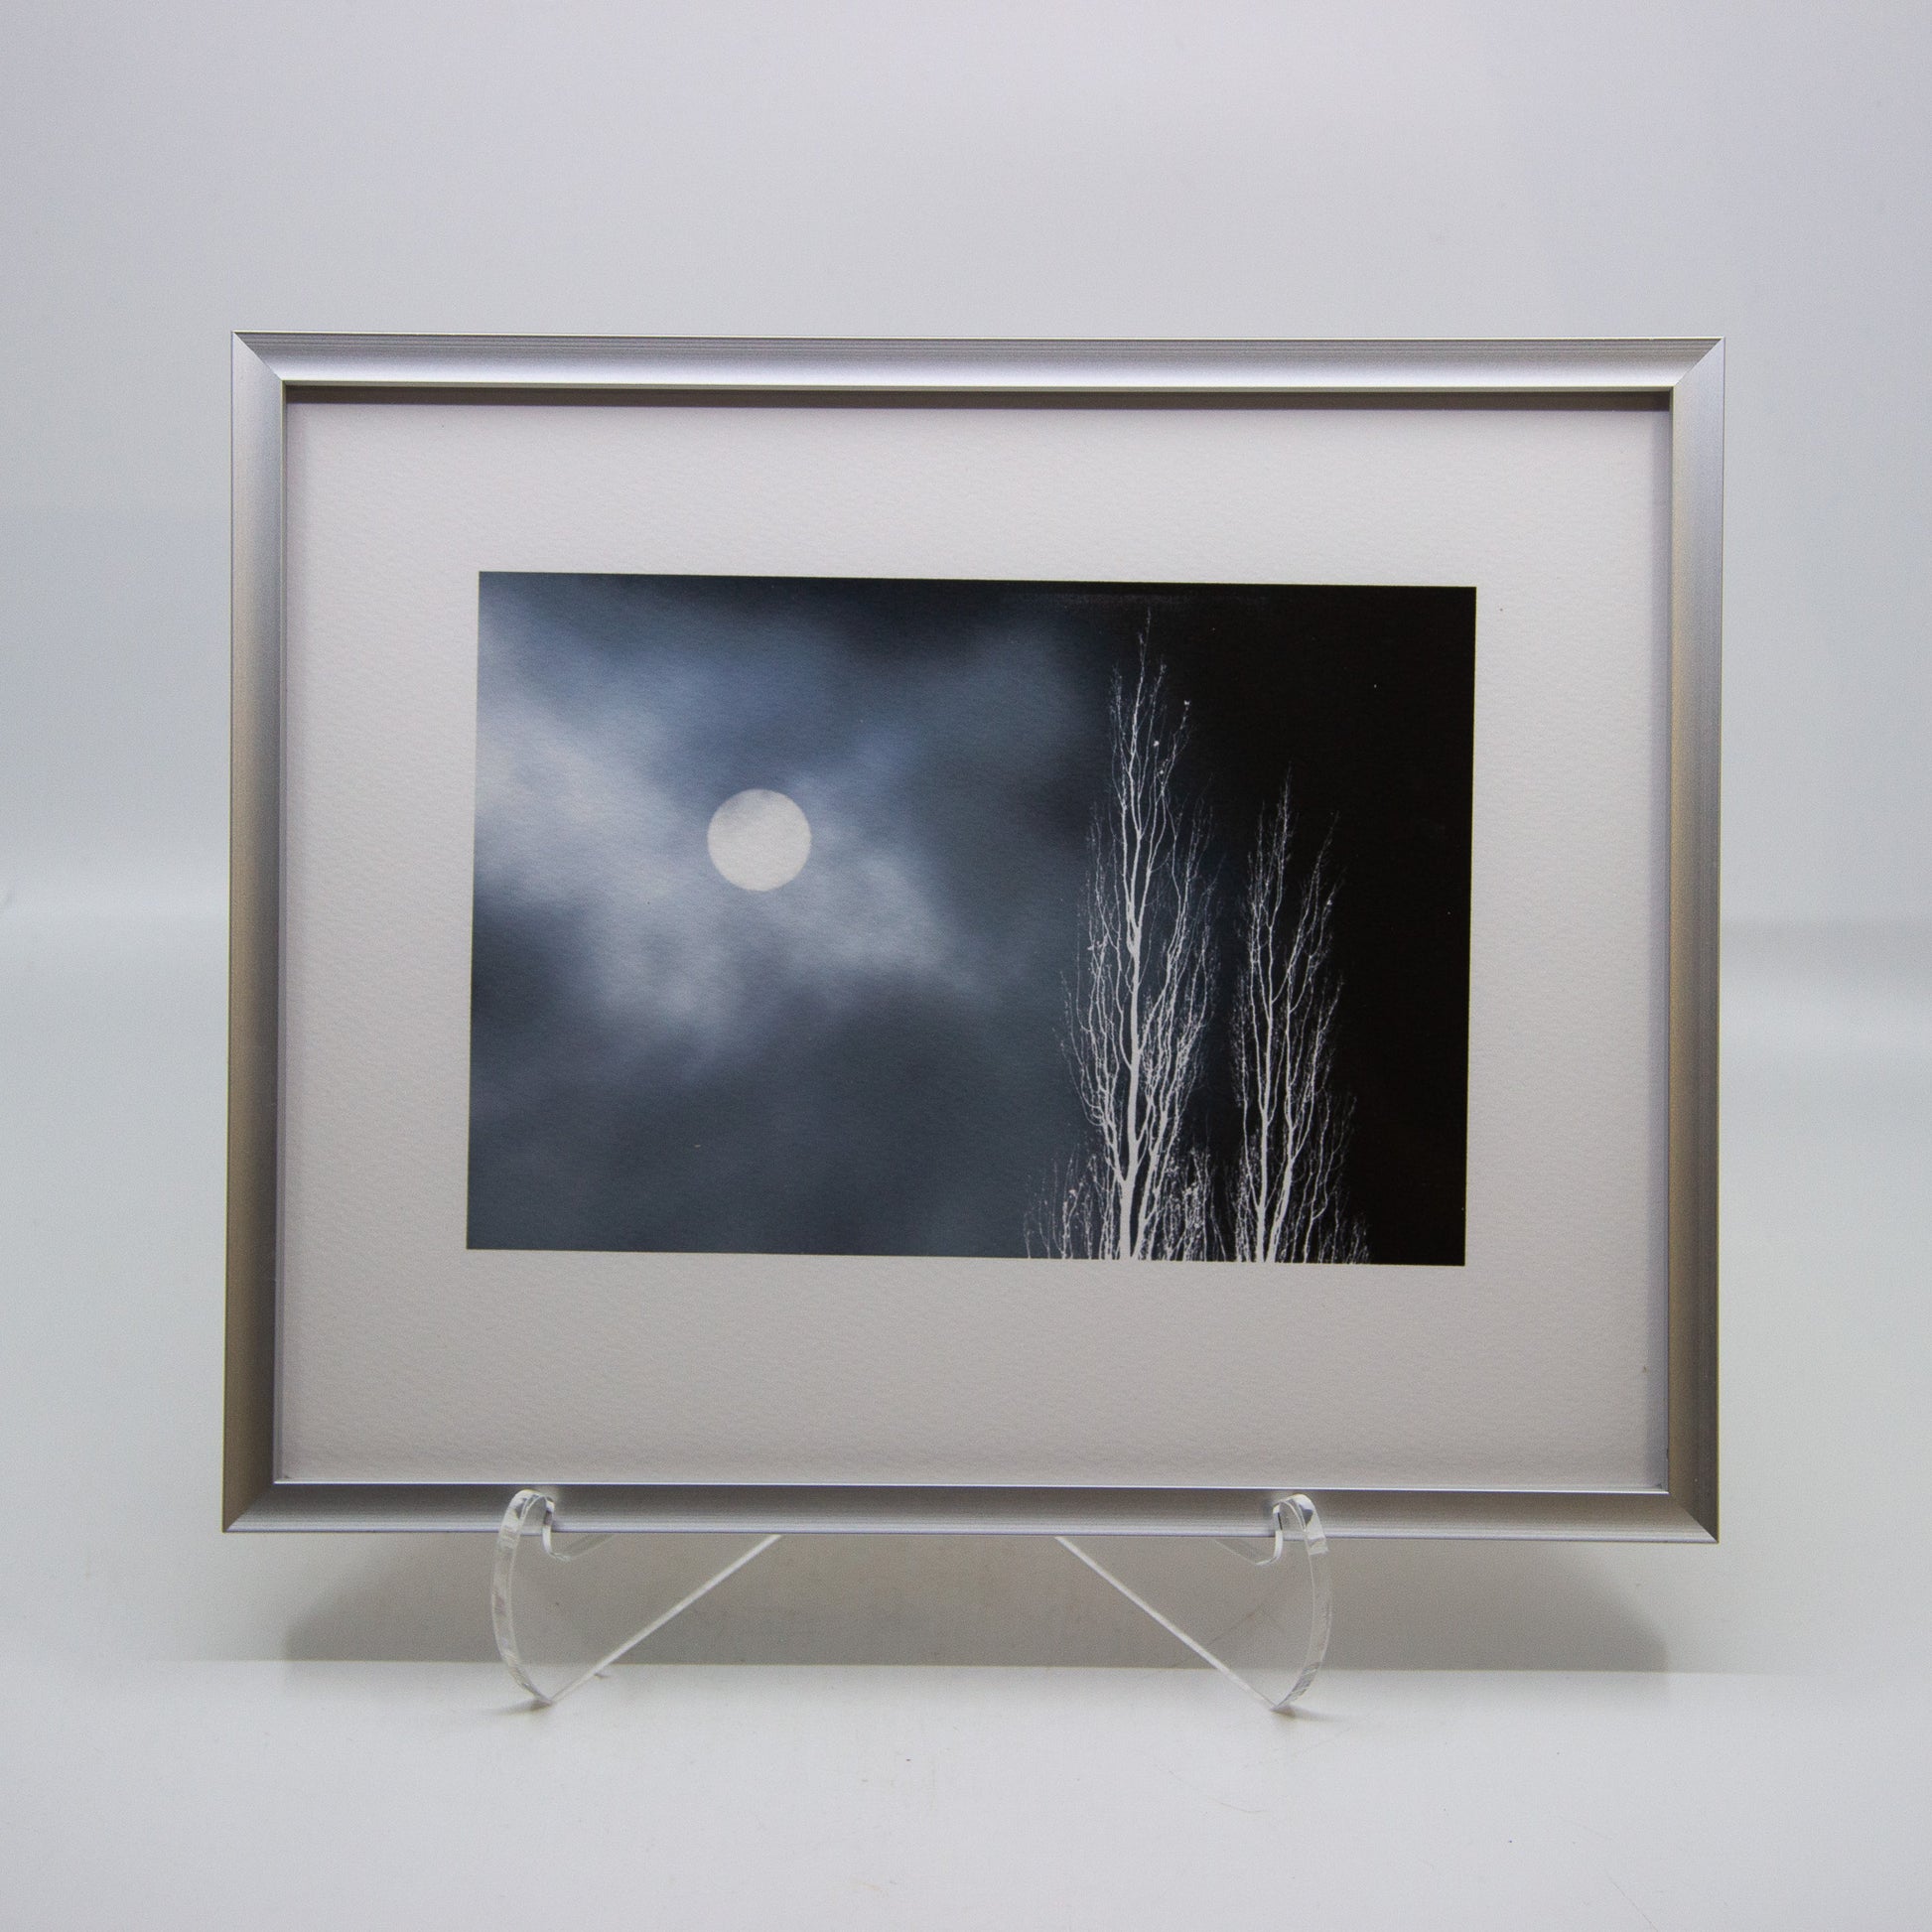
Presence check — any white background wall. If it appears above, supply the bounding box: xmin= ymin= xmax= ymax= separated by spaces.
xmin=6 ymin=3 xmax=1930 ymax=926
xmin=3 ymin=7 xmax=1930 ymax=1924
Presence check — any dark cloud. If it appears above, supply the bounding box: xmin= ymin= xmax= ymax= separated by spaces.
xmin=468 ymin=574 xmax=1103 ymax=1255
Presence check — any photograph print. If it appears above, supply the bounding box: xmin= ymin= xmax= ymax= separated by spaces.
xmin=468 ymin=574 xmax=1474 ymax=1265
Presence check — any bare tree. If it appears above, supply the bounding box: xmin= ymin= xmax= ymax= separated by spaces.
xmin=1231 ymin=792 xmax=1366 ymax=1263
xmin=1045 ymin=642 xmax=1217 ymax=1259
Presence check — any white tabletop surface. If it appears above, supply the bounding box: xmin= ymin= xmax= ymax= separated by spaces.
xmin=6 ymin=1660 xmax=1927 ymax=1930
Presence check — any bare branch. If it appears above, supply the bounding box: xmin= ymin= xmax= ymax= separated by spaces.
xmin=1231 ymin=791 xmax=1366 ymax=1264
xmin=1038 ymin=635 xmax=1366 ymax=1267
xmin=1045 ymin=631 xmax=1216 ymax=1259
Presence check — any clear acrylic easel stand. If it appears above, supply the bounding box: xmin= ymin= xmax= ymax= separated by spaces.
xmin=492 ymin=1489 xmax=1331 ymax=1712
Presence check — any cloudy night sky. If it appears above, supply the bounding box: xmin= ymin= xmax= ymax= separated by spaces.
xmin=467 ymin=573 xmax=1474 ymax=1263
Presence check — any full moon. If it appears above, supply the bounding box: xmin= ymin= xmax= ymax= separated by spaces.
xmin=706 ymin=788 xmax=812 ymax=892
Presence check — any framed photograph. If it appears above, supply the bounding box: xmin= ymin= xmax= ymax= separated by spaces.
xmin=226 ymin=336 xmax=1720 ymax=1540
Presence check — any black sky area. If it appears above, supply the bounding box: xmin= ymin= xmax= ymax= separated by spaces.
xmin=467 ymin=573 xmax=1473 ymax=1264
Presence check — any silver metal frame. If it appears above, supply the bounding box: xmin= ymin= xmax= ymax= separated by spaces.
xmin=227 ymin=336 xmax=1721 ymax=1541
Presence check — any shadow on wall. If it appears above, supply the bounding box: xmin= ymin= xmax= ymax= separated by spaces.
xmin=283 ymin=1533 xmax=1664 ymax=1672
xmin=1326 ymin=1541 xmax=1666 ymax=1671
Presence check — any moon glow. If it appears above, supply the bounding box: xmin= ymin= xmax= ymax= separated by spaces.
xmin=707 ymin=788 xmax=812 ymax=891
